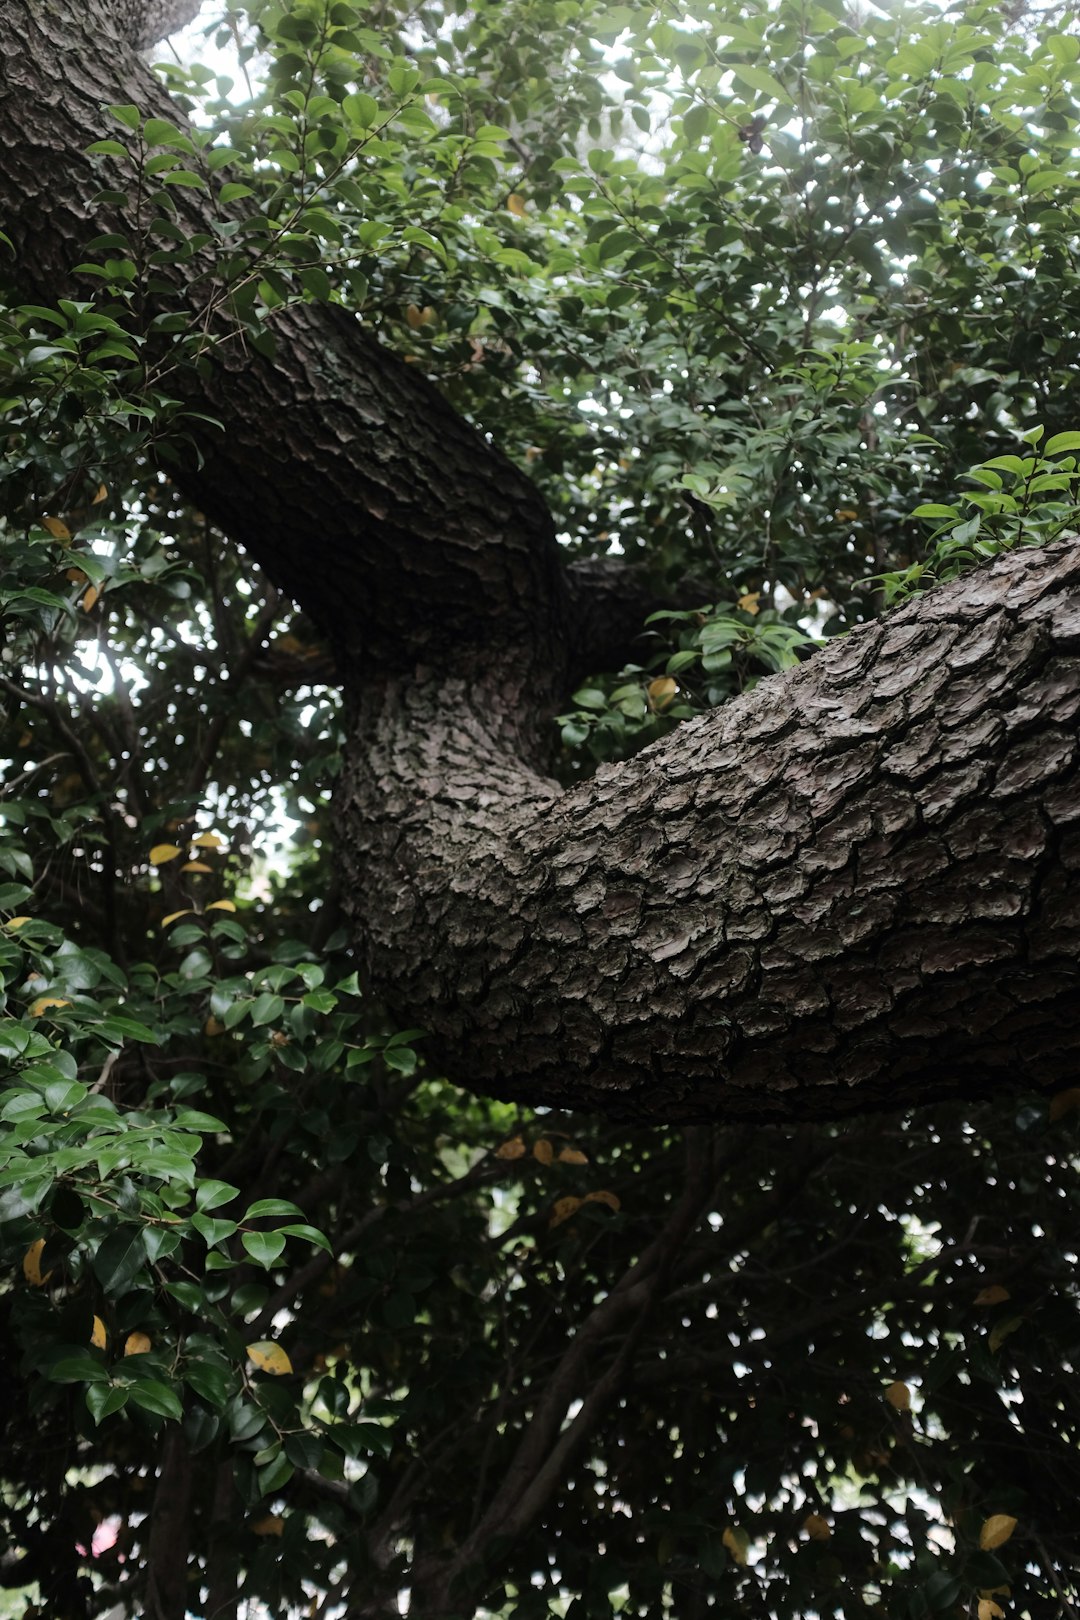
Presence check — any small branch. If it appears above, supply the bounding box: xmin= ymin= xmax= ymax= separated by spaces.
xmin=416 ymin=1130 xmax=714 ymax=1604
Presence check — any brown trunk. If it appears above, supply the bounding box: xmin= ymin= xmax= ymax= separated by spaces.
xmin=144 ymin=1430 xmax=194 ymax=1620
xmin=2 ymin=1 xmax=1078 ymax=1122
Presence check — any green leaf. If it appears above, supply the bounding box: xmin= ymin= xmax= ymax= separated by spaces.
xmin=128 ymin=1379 xmax=184 ymax=1420
xmin=344 ymin=91 xmax=379 ymax=129
xmin=49 ymin=1354 xmax=110 ymax=1385
xmin=682 ymin=103 xmax=711 ymax=144
xmin=94 ymin=1014 xmax=159 ymax=1045
xmin=979 ymin=455 xmax=1027 ymax=474
xmin=251 ymin=992 xmax=284 ymax=1026
xmin=242 ymin=1230 xmax=287 ymax=1268
xmin=86 ymin=1383 xmax=129 ymax=1422
xmin=257 ymin=1452 xmax=294 ymax=1495
xmin=196 ymin=1180 xmax=240 ymax=1211
xmin=279 ymin=1223 xmax=333 ymax=1252
xmin=730 ymin=64 xmax=792 ymax=103
xmin=172 ymin=1109 xmax=228 ymax=1131
xmin=184 ymin=1360 xmax=233 ymax=1409
xmin=302 ymin=989 xmax=338 ymax=1013
xmin=191 ymin=1212 xmax=238 ymax=1246
xmin=1045 ymin=431 xmax=1080 ymax=454
xmin=92 ymin=1228 xmax=149 ymax=1295
xmin=143 ymin=117 xmax=187 ymax=147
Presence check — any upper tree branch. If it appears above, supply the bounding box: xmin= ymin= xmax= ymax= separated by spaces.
xmin=0 ymin=1 xmax=569 ymax=690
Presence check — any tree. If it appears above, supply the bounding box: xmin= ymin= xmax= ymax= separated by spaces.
xmin=0 ymin=0 xmax=1078 ymax=1616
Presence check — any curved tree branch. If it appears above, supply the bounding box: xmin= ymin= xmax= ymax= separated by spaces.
xmin=337 ymin=541 xmax=1080 ymax=1120
xmin=2 ymin=1 xmax=1079 ymax=1124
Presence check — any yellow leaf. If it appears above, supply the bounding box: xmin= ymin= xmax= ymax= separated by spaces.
xmin=65 ymin=567 xmax=88 ymax=583
xmin=974 ymin=1284 xmax=1011 ymax=1307
xmin=584 ymin=1189 xmax=621 ymax=1212
xmin=405 ymin=303 xmax=434 ymax=328
xmin=494 ymin=1135 xmax=526 ymax=1160
xmin=124 ymin=1330 xmax=152 ymax=1356
xmin=5 ymin=916 xmax=31 ymax=929
xmin=206 ymin=899 xmax=237 ymax=913
xmin=549 ymin=1195 xmax=582 ymax=1228
xmin=251 ymin=1513 xmax=285 ymax=1536
xmin=722 ymin=1526 xmax=749 ymax=1565
xmin=247 ymin=1340 xmax=293 ymax=1376
xmin=81 ymin=585 xmax=100 ymax=612
xmin=42 ymin=515 xmax=71 ymax=541
xmin=979 ymin=1514 xmax=1017 ymax=1551
xmin=989 ymin=1315 xmax=1024 ymax=1354
xmin=180 ymin=861 xmax=213 ymax=874
xmin=30 ymin=996 xmax=70 ymax=1016
xmin=533 ymin=1138 xmax=554 ymax=1166
xmin=150 ymin=843 xmax=183 ymax=864
xmin=834 ymin=508 xmax=859 ymax=521
xmin=980 ymin=1587 xmax=1011 ymax=1600
xmin=193 ymin=832 xmax=223 ymax=849
xmin=803 ymin=1513 xmax=831 ymax=1542
xmin=737 ymin=591 xmax=761 ymax=614
xmin=92 ymin=483 xmax=108 ymax=504
xmin=557 ymin=1146 xmax=589 ymax=1164
xmin=91 ymin=1315 xmax=107 ymax=1349
xmin=648 ymin=675 xmax=678 ymax=712
xmin=884 ymin=1381 xmax=911 ymax=1411
xmin=978 ymin=1602 xmax=1005 ymax=1620
xmin=1049 ymin=1086 xmax=1080 ymax=1121
xmin=204 ymin=1016 xmax=225 ymax=1036
xmin=23 ymin=1238 xmax=52 ymax=1287
xmin=507 ymin=192 xmax=527 ymax=217
xmin=161 ymin=910 xmax=194 ymax=928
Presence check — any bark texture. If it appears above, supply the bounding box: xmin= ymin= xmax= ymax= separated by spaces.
xmin=0 ymin=0 xmax=568 ymax=683
xmin=3 ymin=0 xmax=1080 ymax=1121
xmin=339 ymin=542 xmax=1080 ymax=1120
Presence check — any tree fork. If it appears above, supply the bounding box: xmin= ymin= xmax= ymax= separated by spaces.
xmin=2 ymin=1 xmax=1079 ymax=1121
xmin=337 ymin=542 xmax=1080 ymax=1120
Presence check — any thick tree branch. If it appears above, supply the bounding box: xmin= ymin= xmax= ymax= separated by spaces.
xmin=126 ymin=0 xmax=204 ymax=48
xmin=4 ymin=3 xmax=1080 ymax=1123
xmin=0 ymin=0 xmax=568 ymax=689
xmin=338 ymin=540 xmax=1080 ymax=1120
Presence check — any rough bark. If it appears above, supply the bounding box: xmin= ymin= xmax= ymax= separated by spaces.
xmin=2 ymin=0 xmax=1080 ymax=1122
xmin=338 ymin=542 xmax=1080 ymax=1120
xmin=0 ymin=0 xmax=568 ymax=684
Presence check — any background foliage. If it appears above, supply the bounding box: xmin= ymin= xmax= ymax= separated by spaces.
xmin=1 ymin=0 xmax=1080 ymax=1616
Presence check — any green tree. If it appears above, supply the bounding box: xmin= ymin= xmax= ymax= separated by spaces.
xmin=0 ymin=1 xmax=1078 ymax=1616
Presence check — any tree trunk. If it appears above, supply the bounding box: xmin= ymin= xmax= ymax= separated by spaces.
xmin=2 ymin=0 xmax=1079 ymax=1122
